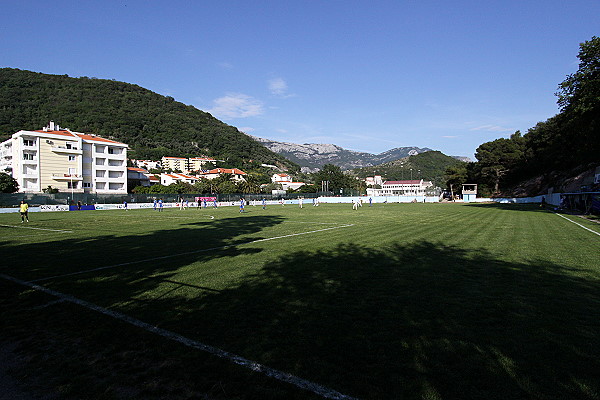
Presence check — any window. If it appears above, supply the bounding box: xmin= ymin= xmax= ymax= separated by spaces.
xmin=67 ymin=181 xmax=78 ymax=189
xmin=83 ymin=182 xmax=92 ymax=188
xmin=23 ymin=153 xmax=35 ymax=160
xmin=69 ymin=155 xmax=76 ymax=161
xmin=96 ymin=170 xmax=105 ymax=177
xmin=108 ymin=148 xmax=114 ymax=154
xmin=23 ymin=139 xmax=34 ymax=146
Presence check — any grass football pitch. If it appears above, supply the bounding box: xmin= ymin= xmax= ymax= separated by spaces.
xmin=1 ymin=203 xmax=599 ymax=399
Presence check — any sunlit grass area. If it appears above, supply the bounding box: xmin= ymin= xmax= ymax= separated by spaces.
xmin=1 ymin=203 xmax=599 ymax=399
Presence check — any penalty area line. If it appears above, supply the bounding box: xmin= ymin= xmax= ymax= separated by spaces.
xmin=28 ymin=223 xmax=354 ymax=283
xmin=0 ymin=273 xmax=357 ymax=400
xmin=0 ymin=224 xmax=73 ymax=233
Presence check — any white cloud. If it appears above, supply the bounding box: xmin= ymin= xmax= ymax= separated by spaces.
xmin=218 ymin=62 xmax=234 ymax=69
xmin=239 ymin=127 xmax=255 ymax=133
xmin=208 ymin=93 xmax=264 ymax=119
xmin=469 ymin=125 xmax=512 ymax=133
xmin=443 ymin=135 xmax=458 ymax=138
xmin=268 ymin=77 xmax=295 ymax=98
xmin=268 ymin=78 xmax=287 ymax=95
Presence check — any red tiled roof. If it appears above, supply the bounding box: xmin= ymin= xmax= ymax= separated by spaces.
xmin=128 ymin=167 xmax=148 ymax=172
xmin=383 ymin=180 xmax=421 ymax=185
xmin=74 ymin=133 xmax=125 ymax=145
xmin=33 ymin=130 xmax=126 ymax=145
xmin=34 ymin=130 xmax=76 ymax=138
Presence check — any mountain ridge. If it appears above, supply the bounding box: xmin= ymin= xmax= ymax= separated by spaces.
xmin=251 ymin=135 xmax=467 ymax=171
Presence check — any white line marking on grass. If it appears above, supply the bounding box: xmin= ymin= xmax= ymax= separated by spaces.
xmin=0 ymin=224 xmax=73 ymax=233
xmin=29 ymin=223 xmax=354 ymax=283
xmin=0 ymin=273 xmax=357 ymax=400
xmin=553 ymin=212 xmax=600 ymax=236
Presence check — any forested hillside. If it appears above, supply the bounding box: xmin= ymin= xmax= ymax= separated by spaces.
xmin=353 ymin=151 xmax=462 ymax=186
xmin=0 ymin=68 xmax=297 ymax=170
xmin=447 ymin=36 xmax=600 ymax=196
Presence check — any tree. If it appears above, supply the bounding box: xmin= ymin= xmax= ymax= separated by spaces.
xmin=313 ymin=164 xmax=352 ymax=193
xmin=0 ymin=172 xmax=19 ymax=193
xmin=556 ymin=36 xmax=600 ymax=113
xmin=444 ymin=163 xmax=468 ymax=193
xmin=237 ymin=175 xmax=260 ymax=194
xmin=474 ymin=135 xmax=524 ymax=194
xmin=193 ymin=178 xmax=213 ymax=194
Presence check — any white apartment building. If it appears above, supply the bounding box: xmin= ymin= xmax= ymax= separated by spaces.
xmin=188 ymin=157 xmax=217 ymax=172
xmin=367 ymin=179 xmax=433 ymax=197
xmin=161 ymin=157 xmax=188 ymax=172
xmin=0 ymin=122 xmax=128 ymax=194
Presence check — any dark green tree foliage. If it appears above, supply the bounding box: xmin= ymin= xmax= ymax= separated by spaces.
xmin=474 ymin=132 xmax=525 ymax=193
xmin=314 ymin=164 xmax=354 ymax=192
xmin=0 ymin=172 xmax=19 ymax=193
xmin=556 ymin=36 xmax=600 ymax=113
xmin=0 ymin=69 xmax=298 ymax=171
xmin=444 ymin=163 xmax=468 ymax=193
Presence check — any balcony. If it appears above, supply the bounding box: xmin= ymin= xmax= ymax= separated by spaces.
xmin=52 ymin=173 xmax=83 ymax=181
xmin=52 ymin=146 xmax=83 ymax=155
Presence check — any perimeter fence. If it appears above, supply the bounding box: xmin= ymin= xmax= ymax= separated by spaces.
xmin=0 ymin=192 xmax=334 ymax=208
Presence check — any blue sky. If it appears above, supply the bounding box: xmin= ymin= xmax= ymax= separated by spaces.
xmin=2 ymin=1 xmax=599 ymax=158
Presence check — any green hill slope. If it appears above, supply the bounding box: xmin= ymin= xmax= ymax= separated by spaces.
xmin=353 ymin=151 xmax=463 ymax=186
xmin=0 ymin=68 xmax=297 ymax=170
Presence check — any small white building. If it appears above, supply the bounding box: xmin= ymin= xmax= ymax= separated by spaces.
xmin=272 ymin=173 xmax=292 ymax=183
xmin=365 ymin=175 xmax=383 ymax=187
xmin=161 ymin=173 xmax=200 ymax=186
xmin=271 ymin=173 xmax=305 ymax=190
xmin=199 ymin=168 xmax=247 ymax=182
xmin=132 ymin=159 xmax=161 ymax=170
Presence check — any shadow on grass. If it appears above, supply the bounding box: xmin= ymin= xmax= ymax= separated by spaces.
xmin=0 ymin=215 xmax=285 ymax=281
xmin=2 ymin=217 xmax=599 ymax=399
xmin=117 ymin=241 xmax=599 ymax=400
xmin=464 ymin=202 xmax=549 ymax=212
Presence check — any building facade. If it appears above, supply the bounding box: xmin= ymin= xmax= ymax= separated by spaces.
xmin=160 ymin=173 xmax=200 ymax=186
xmin=0 ymin=123 xmax=128 ymax=194
xmin=367 ymin=179 xmax=433 ymax=197
xmin=198 ymin=168 xmax=247 ymax=182
xmin=160 ymin=157 xmax=188 ymax=172
xmin=188 ymin=157 xmax=217 ymax=172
